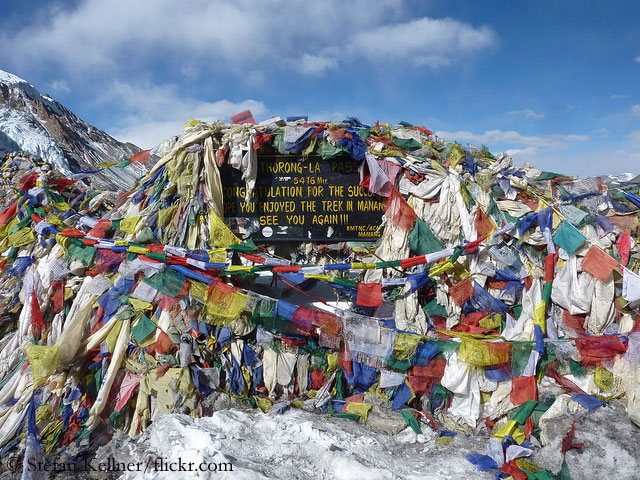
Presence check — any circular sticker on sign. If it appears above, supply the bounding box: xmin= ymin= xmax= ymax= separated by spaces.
xmin=262 ymin=226 xmax=273 ymax=238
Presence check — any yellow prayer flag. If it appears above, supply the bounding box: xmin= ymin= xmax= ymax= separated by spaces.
xmin=345 ymin=402 xmax=373 ymax=422
xmin=127 ymin=245 xmax=149 ymax=255
xmin=227 ymin=265 xmax=252 ymax=272
xmin=254 ymin=396 xmax=272 ymax=413
xmin=8 ymin=227 xmax=34 ymax=247
xmin=129 ymin=298 xmax=153 ymax=311
xmin=120 ymin=216 xmax=142 ymax=234
xmin=493 ymin=420 xmax=525 ymax=444
xmin=24 ymin=344 xmax=59 ymax=386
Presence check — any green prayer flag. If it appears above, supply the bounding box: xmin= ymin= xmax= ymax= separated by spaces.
xmin=229 ymin=238 xmax=258 ymax=252
xmin=511 ymin=342 xmax=533 ymax=377
xmin=318 ymin=141 xmax=345 ymax=160
xmin=330 ymin=277 xmax=358 ymax=289
xmin=400 ymin=409 xmax=422 ymax=434
xmin=423 ymin=299 xmax=447 ymax=318
xmin=376 ymin=260 xmax=402 ymax=268
xmin=145 ymin=252 xmax=167 ymax=262
xmin=512 ymin=400 xmax=538 ymax=425
xmin=533 ymin=171 xmax=566 ymax=181
xmin=143 ymin=269 xmax=187 ymax=297
xmin=68 ymin=243 xmax=97 ymax=267
xmin=552 ymin=221 xmax=587 ymax=255
xmin=409 ymin=218 xmax=445 ymax=255
xmin=393 ymin=137 xmax=422 ymax=152
xmin=131 ymin=314 xmax=157 ymax=344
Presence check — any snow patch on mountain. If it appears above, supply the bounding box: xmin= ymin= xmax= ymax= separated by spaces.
xmin=0 ymin=70 xmax=27 ymax=85
xmin=601 ymin=172 xmax=637 ymax=183
xmin=0 ymin=105 xmax=69 ymax=173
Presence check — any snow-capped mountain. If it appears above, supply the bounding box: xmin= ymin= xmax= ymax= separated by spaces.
xmin=601 ymin=172 xmax=639 ymax=183
xmin=0 ymin=69 xmax=146 ymax=190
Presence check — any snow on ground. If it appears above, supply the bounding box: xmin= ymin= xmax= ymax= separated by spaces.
xmin=97 ymin=408 xmax=484 ymax=480
xmin=534 ymin=401 xmax=640 ymax=479
xmin=90 ymin=401 xmax=639 ymax=480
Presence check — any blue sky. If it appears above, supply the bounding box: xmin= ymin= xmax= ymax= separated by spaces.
xmin=1 ymin=0 xmax=639 ymax=176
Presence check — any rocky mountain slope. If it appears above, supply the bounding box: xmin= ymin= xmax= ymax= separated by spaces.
xmin=0 ymin=69 xmax=146 ymax=190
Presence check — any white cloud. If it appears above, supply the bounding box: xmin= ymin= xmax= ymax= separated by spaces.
xmin=504 ymin=147 xmax=539 ymax=160
xmin=350 ymin=17 xmax=496 ymax=67
xmin=507 ymin=108 xmax=545 ymax=119
xmin=0 ymin=1 xmax=500 ymax=147
xmin=631 ymin=104 xmax=640 ymax=116
xmin=610 ymin=94 xmax=628 ymax=99
xmin=0 ymin=1 xmax=495 ymax=78
xmin=50 ymin=79 xmax=70 ymax=94
xmin=634 ymin=56 xmax=640 ymax=63
xmin=295 ymin=54 xmax=338 ymax=76
xmin=435 ymin=129 xmax=588 ymax=151
xmin=103 ymin=81 xmax=267 ymax=148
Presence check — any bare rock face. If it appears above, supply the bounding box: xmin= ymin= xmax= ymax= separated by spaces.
xmin=0 ymin=69 xmax=147 ymax=191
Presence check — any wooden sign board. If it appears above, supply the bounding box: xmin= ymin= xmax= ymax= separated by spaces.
xmin=221 ymin=154 xmax=384 ymax=241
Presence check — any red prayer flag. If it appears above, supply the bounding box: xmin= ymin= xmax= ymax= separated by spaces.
xmin=561 ymin=420 xmax=584 ymax=453
xmin=242 ymin=253 xmax=265 ymax=264
xmin=449 ymin=277 xmax=474 ymax=306
xmin=575 ymin=335 xmax=627 ymax=364
xmin=231 ymin=110 xmax=256 ymax=125
xmin=412 ymin=358 xmax=446 ymax=381
xmin=464 ymin=234 xmax=488 ymax=254
xmin=145 ymin=330 xmax=174 ymax=355
xmin=51 ymin=281 xmax=65 ymax=314
xmin=524 ymin=416 xmax=534 ymax=441
xmin=31 ymin=288 xmax=46 ymax=337
xmin=130 ymin=149 xmax=151 ymax=165
xmin=88 ymin=219 xmax=112 ymax=239
xmin=356 ymin=282 xmax=382 ymax=307
xmin=47 ymin=178 xmax=77 ymax=189
xmin=500 ymin=461 xmax=528 ymax=480
xmin=19 ymin=172 xmax=38 ymax=191
xmin=562 ymin=310 xmax=587 ymax=337
xmin=475 ymin=207 xmax=493 ymax=237
xmin=510 ymin=376 xmax=537 ymax=405
xmin=544 ymin=253 xmax=556 ymax=282
xmin=407 ymin=373 xmax=432 ymax=394
xmin=314 ymin=312 xmax=342 ymax=348
xmin=400 ymin=255 xmax=426 ymax=269
xmin=0 ymin=202 xmax=17 ymax=226
xmin=216 ymin=146 xmax=228 ymax=167
xmin=146 ymin=244 xmax=166 ymax=254
xmin=59 ymin=228 xmax=85 ymax=238
xmin=253 ymin=132 xmax=274 ymax=151
xmin=289 ymin=306 xmax=315 ymax=336
xmin=310 ymin=369 xmax=328 ymax=389
xmin=412 ymin=125 xmax=433 ymax=136
xmin=272 ymin=265 xmax=301 ymax=273
xmin=384 ymin=187 xmax=417 ymax=231
xmin=617 ymin=229 xmax=631 ymax=266
xmin=548 ymin=368 xmax=586 ymax=394
xmin=581 ymin=245 xmax=619 ymax=281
